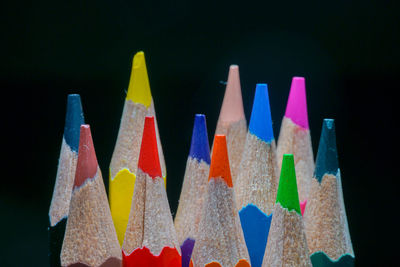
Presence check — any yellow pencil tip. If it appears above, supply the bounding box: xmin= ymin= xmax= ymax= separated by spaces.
xmin=126 ymin=51 xmax=152 ymax=107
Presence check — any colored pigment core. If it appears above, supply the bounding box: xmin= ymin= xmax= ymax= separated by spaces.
xmin=64 ymin=94 xmax=84 ymax=152
xmin=189 ymin=114 xmax=211 ymax=164
xmin=181 ymin=238 xmax=195 ymax=267
xmin=74 ymin=125 xmax=98 ymax=188
xmin=300 ymin=200 xmax=307 ymax=216
xmin=314 ymin=119 xmax=339 ymax=183
xmin=310 ymin=251 xmax=355 ymax=267
xmin=110 ymin=168 xmax=136 ymax=245
xmin=126 ymin=51 xmax=152 ymax=107
xmin=205 ymin=259 xmax=251 ymax=267
xmin=123 ymin=246 xmax=181 ymax=267
xmin=218 ymin=65 xmax=245 ymax=122
xmin=239 ymin=204 xmax=272 ymax=267
xmin=248 ymin=84 xmax=274 ymax=143
xmin=284 ymin=77 xmax=309 ymax=129
xmin=209 ymin=135 xmax=233 ymax=187
xmin=138 ymin=116 xmax=162 ymax=179
xmin=276 ymin=154 xmax=301 ymax=215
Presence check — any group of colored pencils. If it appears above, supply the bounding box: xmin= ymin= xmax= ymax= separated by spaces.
xmin=49 ymin=51 xmax=355 ymax=267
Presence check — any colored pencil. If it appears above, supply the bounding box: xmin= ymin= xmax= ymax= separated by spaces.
xmin=304 ymin=119 xmax=355 ymax=266
xmin=48 ymin=94 xmax=84 ymax=267
xmin=276 ymin=77 xmax=314 ymax=213
xmin=262 ymin=154 xmax=311 ymax=267
xmin=192 ymin=135 xmax=250 ymax=267
xmin=61 ymin=125 xmax=121 ymax=267
xmin=214 ymin=65 xmax=247 ymax=184
xmin=122 ymin=116 xmax=180 ymax=267
xmin=235 ymin=84 xmax=278 ymax=267
xmin=174 ymin=114 xmax=211 ymax=267
xmin=109 ymin=51 xmax=166 ymax=245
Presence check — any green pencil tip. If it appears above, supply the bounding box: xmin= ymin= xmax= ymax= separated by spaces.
xmin=276 ymin=154 xmax=301 ymax=215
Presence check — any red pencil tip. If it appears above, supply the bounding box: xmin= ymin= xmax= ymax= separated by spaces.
xmin=138 ymin=116 xmax=162 ymax=179
xmin=209 ymin=135 xmax=233 ymax=187
xmin=74 ymin=124 xmax=98 ymax=188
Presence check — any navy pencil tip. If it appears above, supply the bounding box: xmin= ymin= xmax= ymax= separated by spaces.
xmin=248 ymin=84 xmax=274 ymax=143
xmin=189 ymin=114 xmax=211 ymax=164
xmin=64 ymin=94 xmax=85 ymax=152
xmin=314 ymin=118 xmax=339 ymax=182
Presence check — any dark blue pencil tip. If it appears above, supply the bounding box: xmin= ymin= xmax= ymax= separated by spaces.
xmin=314 ymin=119 xmax=339 ymax=182
xmin=189 ymin=114 xmax=211 ymax=164
xmin=249 ymin=84 xmax=274 ymax=143
xmin=64 ymin=94 xmax=85 ymax=152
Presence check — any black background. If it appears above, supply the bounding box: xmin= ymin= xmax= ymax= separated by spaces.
xmin=1 ymin=1 xmax=399 ymax=266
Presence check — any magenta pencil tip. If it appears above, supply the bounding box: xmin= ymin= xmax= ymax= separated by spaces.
xmin=284 ymin=77 xmax=309 ymax=129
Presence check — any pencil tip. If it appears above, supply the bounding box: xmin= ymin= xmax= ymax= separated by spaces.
xmin=189 ymin=114 xmax=211 ymax=164
xmin=314 ymin=119 xmax=339 ymax=182
xmin=138 ymin=116 xmax=162 ymax=178
xmin=74 ymin=125 xmax=98 ymax=188
xmin=126 ymin=51 xmax=152 ymax=107
xmin=276 ymin=154 xmax=301 ymax=215
xmin=209 ymin=135 xmax=233 ymax=187
xmin=248 ymin=84 xmax=274 ymax=142
xmin=64 ymin=94 xmax=84 ymax=152
xmin=285 ymin=77 xmax=309 ymax=129
xmin=218 ymin=65 xmax=245 ymax=123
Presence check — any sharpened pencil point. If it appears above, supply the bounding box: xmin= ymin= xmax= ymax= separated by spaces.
xmin=74 ymin=125 xmax=98 ymax=188
xmin=249 ymin=84 xmax=274 ymax=142
xmin=138 ymin=116 xmax=162 ymax=179
xmin=314 ymin=119 xmax=339 ymax=183
xmin=218 ymin=65 xmax=245 ymax=123
xmin=209 ymin=135 xmax=233 ymax=187
xmin=64 ymin=94 xmax=84 ymax=152
xmin=126 ymin=51 xmax=152 ymax=107
xmin=189 ymin=114 xmax=211 ymax=164
xmin=285 ymin=77 xmax=309 ymax=129
xmin=276 ymin=154 xmax=301 ymax=215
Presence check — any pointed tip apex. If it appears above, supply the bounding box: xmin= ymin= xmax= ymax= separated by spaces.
xmin=209 ymin=135 xmax=233 ymax=187
xmin=126 ymin=51 xmax=152 ymax=107
xmin=249 ymin=83 xmax=274 ymax=142
xmin=74 ymin=124 xmax=98 ymax=188
xmin=189 ymin=114 xmax=211 ymax=164
xmin=138 ymin=116 xmax=162 ymax=178
xmin=285 ymin=76 xmax=309 ymax=129
xmin=218 ymin=65 xmax=245 ymax=123
xmin=64 ymin=94 xmax=85 ymax=152
xmin=276 ymin=154 xmax=301 ymax=215
xmin=314 ymin=119 xmax=339 ymax=182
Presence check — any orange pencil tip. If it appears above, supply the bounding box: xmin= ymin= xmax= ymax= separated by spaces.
xmin=209 ymin=135 xmax=233 ymax=187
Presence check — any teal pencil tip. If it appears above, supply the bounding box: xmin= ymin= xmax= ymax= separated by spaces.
xmin=314 ymin=119 xmax=339 ymax=183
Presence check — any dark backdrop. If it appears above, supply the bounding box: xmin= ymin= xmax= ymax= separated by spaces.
xmin=1 ymin=1 xmax=399 ymax=266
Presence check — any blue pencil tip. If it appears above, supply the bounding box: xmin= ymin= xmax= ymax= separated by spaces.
xmin=314 ymin=119 xmax=339 ymax=182
xmin=249 ymin=84 xmax=274 ymax=143
xmin=189 ymin=114 xmax=211 ymax=164
xmin=64 ymin=94 xmax=85 ymax=152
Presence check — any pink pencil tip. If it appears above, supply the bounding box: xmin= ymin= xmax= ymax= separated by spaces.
xmin=218 ymin=65 xmax=245 ymax=123
xmin=284 ymin=77 xmax=309 ymax=129
xmin=74 ymin=125 xmax=98 ymax=188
